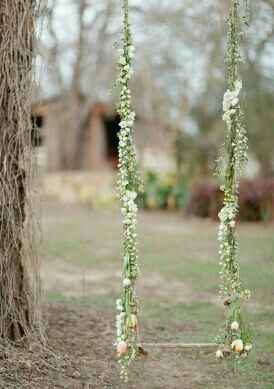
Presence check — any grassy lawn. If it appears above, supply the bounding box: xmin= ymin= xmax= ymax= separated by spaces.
xmin=42 ymin=200 xmax=274 ymax=388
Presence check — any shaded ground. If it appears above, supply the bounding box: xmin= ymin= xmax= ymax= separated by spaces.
xmin=1 ymin=304 xmax=274 ymax=389
xmin=1 ymin=200 xmax=274 ymax=388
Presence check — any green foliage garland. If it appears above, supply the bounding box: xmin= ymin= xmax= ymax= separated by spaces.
xmin=115 ymin=0 xmax=141 ymax=381
xmin=216 ymin=0 xmax=252 ymax=359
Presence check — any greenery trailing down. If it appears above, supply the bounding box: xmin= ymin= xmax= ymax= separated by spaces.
xmin=215 ymin=0 xmax=252 ymax=359
xmin=115 ymin=0 xmax=142 ymax=382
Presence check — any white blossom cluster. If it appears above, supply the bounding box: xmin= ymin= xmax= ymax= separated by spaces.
xmin=222 ymin=79 xmax=248 ymax=178
xmin=218 ymin=78 xmax=250 ymax=299
xmin=116 ymin=299 xmax=125 ymax=342
xmin=117 ymin=50 xmax=140 ymax=282
xmin=122 ymin=190 xmax=138 ymax=225
xmin=222 ymin=80 xmax=242 ymax=129
xmin=218 ymin=205 xmax=242 ymax=297
xmin=115 ymin=0 xmax=140 ymax=381
xmin=218 ymin=203 xmax=237 ymax=224
xmin=216 ymin=336 xmax=252 ymax=359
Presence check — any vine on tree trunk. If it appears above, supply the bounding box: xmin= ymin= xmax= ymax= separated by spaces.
xmin=0 ymin=0 xmax=42 ymax=341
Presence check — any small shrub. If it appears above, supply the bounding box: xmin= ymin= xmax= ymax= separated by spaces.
xmin=239 ymin=179 xmax=274 ymax=222
xmin=138 ymin=171 xmax=188 ymax=210
xmin=187 ymin=181 xmax=222 ymax=219
xmin=187 ymin=179 xmax=274 ymax=222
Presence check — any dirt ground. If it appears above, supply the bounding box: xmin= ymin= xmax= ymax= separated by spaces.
xmin=0 ymin=304 xmax=269 ymax=389
xmin=0 ymin=201 xmax=273 ymax=388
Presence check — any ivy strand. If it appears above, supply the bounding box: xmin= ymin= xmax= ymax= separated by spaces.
xmin=216 ymin=0 xmax=252 ymax=359
xmin=115 ymin=0 xmax=141 ymax=382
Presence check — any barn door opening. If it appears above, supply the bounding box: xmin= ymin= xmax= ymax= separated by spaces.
xmin=31 ymin=114 xmax=44 ymax=147
xmin=103 ymin=114 xmax=120 ymax=169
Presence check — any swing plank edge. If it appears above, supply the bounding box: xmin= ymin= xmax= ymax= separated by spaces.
xmin=138 ymin=343 xmax=218 ymax=349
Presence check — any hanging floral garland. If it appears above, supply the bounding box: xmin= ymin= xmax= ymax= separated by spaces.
xmin=115 ymin=0 xmax=141 ymax=382
xmin=216 ymin=0 xmax=252 ymax=359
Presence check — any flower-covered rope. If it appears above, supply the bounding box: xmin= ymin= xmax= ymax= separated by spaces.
xmin=115 ymin=0 xmax=141 ymax=382
xmin=216 ymin=0 xmax=252 ymax=359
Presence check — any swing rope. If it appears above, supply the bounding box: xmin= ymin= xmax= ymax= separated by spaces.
xmin=216 ymin=0 xmax=252 ymax=358
xmin=114 ymin=0 xmax=253 ymax=380
xmin=115 ymin=0 xmax=141 ymax=382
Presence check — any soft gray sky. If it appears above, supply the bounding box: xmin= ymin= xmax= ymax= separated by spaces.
xmin=36 ymin=0 xmax=274 ymax=104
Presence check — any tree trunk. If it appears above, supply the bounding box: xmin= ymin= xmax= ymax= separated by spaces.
xmin=0 ymin=0 xmax=39 ymax=340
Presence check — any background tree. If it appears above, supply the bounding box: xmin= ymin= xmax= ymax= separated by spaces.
xmin=38 ymin=0 xmax=274 ymax=177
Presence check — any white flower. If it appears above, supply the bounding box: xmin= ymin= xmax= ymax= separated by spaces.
xmin=123 ymin=278 xmax=131 ymax=287
xmin=222 ymin=81 xmax=242 ymax=113
xmin=229 ymin=220 xmax=236 ymax=228
xmin=234 ymin=80 xmax=242 ymax=95
xmin=231 ymin=339 xmax=244 ymax=352
xmin=231 ymin=321 xmax=239 ymax=331
xmin=119 ymin=121 xmax=128 ymax=128
xmin=218 ymin=204 xmax=236 ymax=223
xmin=223 ymin=111 xmax=232 ymax=124
xmin=128 ymin=111 xmax=136 ymax=120
xmin=119 ymin=56 xmax=127 ymax=65
xmin=128 ymin=202 xmax=137 ymax=213
xmin=116 ymin=299 xmax=123 ymax=311
xmin=245 ymin=343 xmax=252 ymax=352
xmin=223 ymin=90 xmax=238 ymax=112
xmin=117 ymin=341 xmax=128 ymax=355
xmin=244 ymin=289 xmax=251 ymax=300
xmin=216 ymin=350 xmax=224 ymax=359
xmin=119 ymin=118 xmax=134 ymax=129
xmin=123 ymin=218 xmax=131 ymax=225
xmin=126 ymin=190 xmax=137 ymax=201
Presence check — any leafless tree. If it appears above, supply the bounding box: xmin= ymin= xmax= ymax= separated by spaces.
xmin=39 ymin=0 xmax=274 ymax=174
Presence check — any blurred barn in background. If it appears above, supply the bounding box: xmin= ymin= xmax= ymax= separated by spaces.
xmin=31 ymin=99 xmax=172 ymax=173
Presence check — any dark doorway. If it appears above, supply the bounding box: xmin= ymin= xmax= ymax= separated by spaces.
xmin=31 ymin=114 xmax=44 ymax=147
xmin=103 ymin=114 xmax=120 ymax=168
